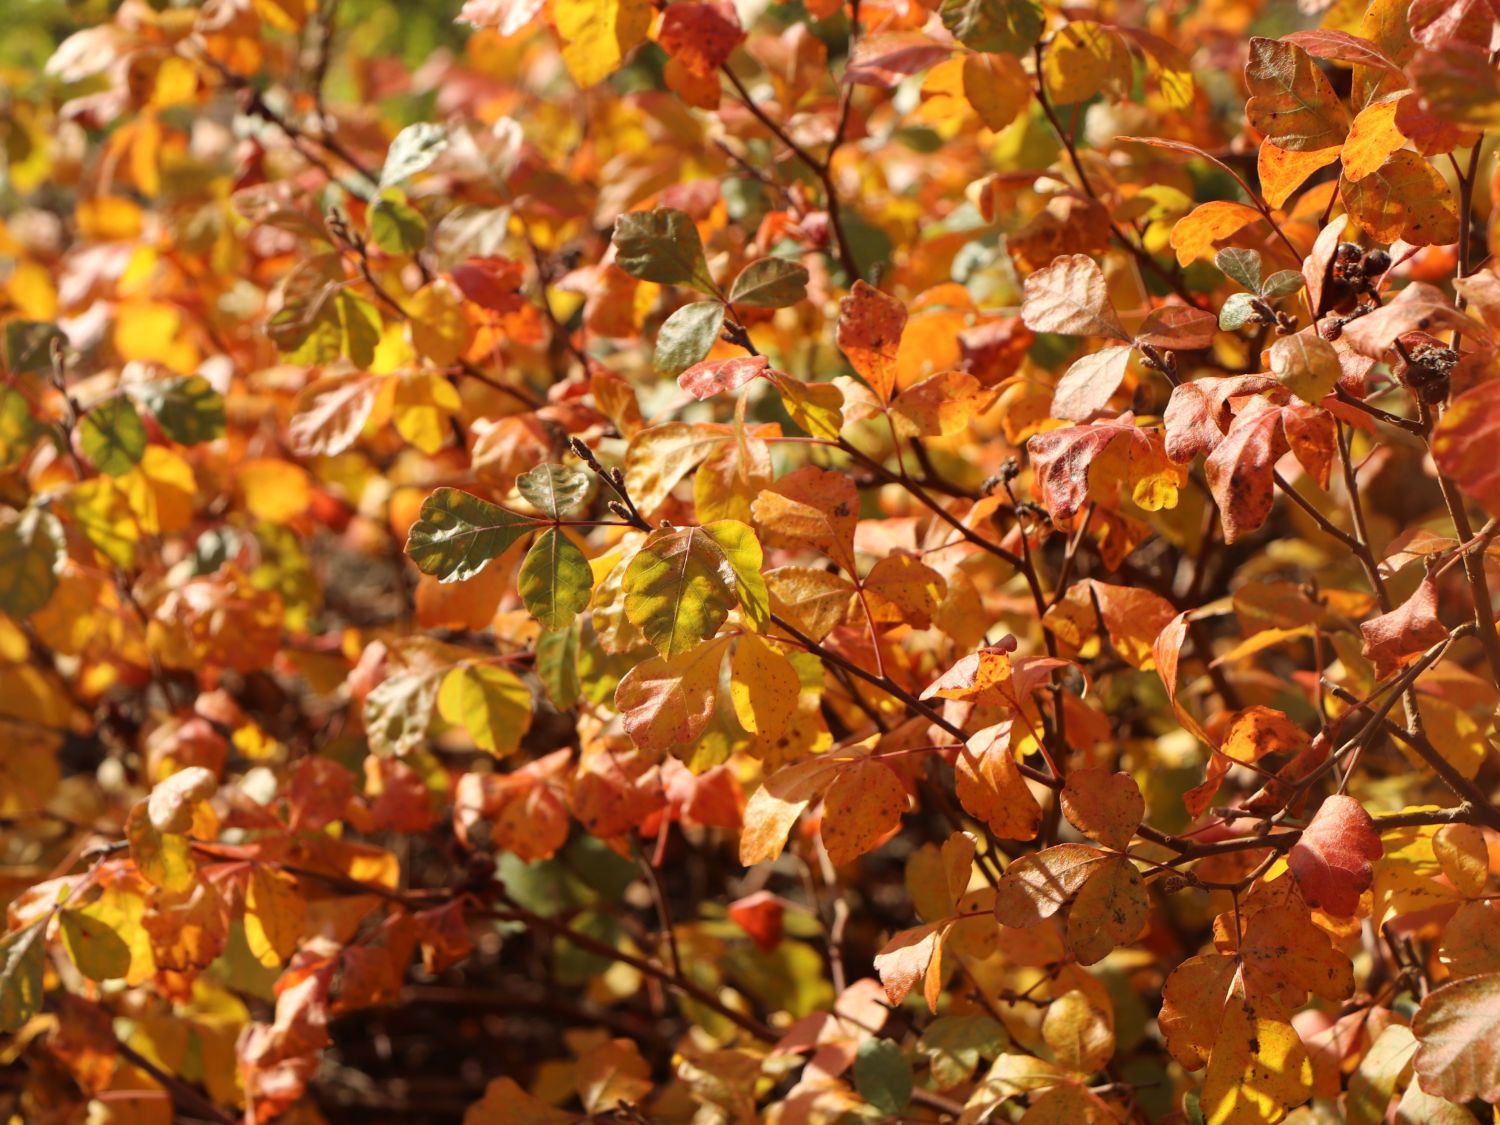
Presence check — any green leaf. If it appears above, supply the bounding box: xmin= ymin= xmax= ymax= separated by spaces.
xmin=1262 ymin=270 xmax=1306 ymax=299
xmin=337 ymin=290 xmax=383 ymax=369
xmin=1215 ymin=248 xmax=1262 ymax=293
xmin=623 ymin=525 xmax=739 ymax=658
xmin=1270 ymin=332 xmax=1341 ymax=403
xmin=728 ymin=258 xmax=809 ymax=308
xmin=918 ymin=1015 xmax=1008 ymax=1088
xmin=701 ymin=519 xmax=770 ymax=632
xmin=3 ymin=321 xmax=63 ymax=375
xmin=406 ymin=487 xmax=540 ymax=582
xmin=0 ymin=922 xmax=45 ymax=1033
xmin=380 ymin=122 xmax=448 ymax=187
xmin=938 ymin=0 xmax=1043 ymax=55
xmin=854 ymin=1037 xmax=913 ymax=1115
xmin=0 ymin=508 xmax=64 ymax=618
xmin=79 ymin=396 xmax=147 ymax=475
xmin=1218 ymin=291 xmax=1259 ymax=332
xmin=438 ymin=662 xmax=533 ymax=757
xmin=655 ymin=302 xmax=725 ymax=377
xmin=59 ymin=909 xmax=131 ymax=981
xmin=519 ymin=528 xmax=594 ymax=630
xmin=517 ymin=464 xmax=590 ymax=518
xmin=612 ymin=209 xmax=714 ymax=293
xmin=135 ymin=375 xmax=226 ymax=446
xmin=0 ymin=384 xmax=40 ymax=470
xmin=536 ymin=626 xmax=582 ymax=709
xmin=370 ymin=193 xmax=428 ymax=254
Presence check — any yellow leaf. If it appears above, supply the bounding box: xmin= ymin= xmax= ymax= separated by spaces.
xmin=438 ymin=662 xmax=533 ymax=757
xmin=1201 ymin=996 xmax=1313 ymax=1125
xmin=392 ymin=372 xmax=463 ymax=455
xmin=113 ymin=299 xmax=197 ymax=371
xmin=556 ymin=0 xmax=653 ymax=87
xmin=244 ymin=865 xmax=305 ymax=968
xmin=728 ymin=633 xmax=800 ymax=740
xmin=239 ymin=459 xmax=312 ymax=523
xmin=121 ymin=446 xmax=197 ymax=533
xmin=5 ymin=260 xmax=58 ymax=320
xmin=407 ymin=280 xmax=474 ymax=366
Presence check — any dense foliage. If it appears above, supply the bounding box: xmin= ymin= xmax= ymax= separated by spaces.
xmin=5 ymin=0 xmax=1500 ymax=1121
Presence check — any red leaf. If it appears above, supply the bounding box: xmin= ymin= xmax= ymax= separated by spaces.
xmin=1287 ymin=795 xmax=1383 ymax=916
xmin=678 ymin=354 xmax=770 ymax=400
xmin=1359 ymin=575 xmax=1449 ymax=679
xmin=728 ymin=890 xmax=785 ymax=951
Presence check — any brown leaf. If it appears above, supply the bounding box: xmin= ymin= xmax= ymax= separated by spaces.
xmin=1021 ymin=254 xmax=1128 ymax=340
xmin=836 ymin=281 xmax=907 ymax=401
xmin=1359 ymin=575 xmax=1449 ymax=678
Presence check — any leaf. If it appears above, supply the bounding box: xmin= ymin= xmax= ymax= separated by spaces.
xmin=1412 ymin=971 xmax=1500 ymax=1104
xmin=380 ymin=122 xmax=448 ymax=187
xmin=406 ymin=488 xmax=540 ymax=582
xmin=679 ymin=354 xmax=769 ymax=400
xmin=654 ymin=301 xmax=726 ymax=377
xmin=0 ymin=923 xmax=45 ymax=1033
xmin=728 ymin=633 xmax=800 ymax=739
xmin=1282 ymin=28 xmax=1404 ymax=75
xmin=463 ymin=1077 xmax=578 ymax=1125
xmin=956 ymin=723 xmax=1042 ymax=840
xmin=1431 ymin=376 xmax=1500 ymax=512
xmin=764 ymin=566 xmax=854 ymax=641
xmin=519 ymin=529 xmax=593 ymax=631
xmin=1342 ymin=150 xmax=1460 ymax=245
xmin=751 ymin=465 xmax=860 ymax=573
xmin=961 ymin=51 xmax=1031 ymax=129
xmin=855 ymin=1037 xmax=913 ymax=1114
xmin=740 ymin=752 xmax=853 ymax=864
xmin=1021 ymin=254 xmax=1127 ymax=340
xmin=127 ymin=800 xmax=196 ymax=892
xmin=891 ymin=370 xmax=998 ymax=435
xmin=244 ymin=865 xmax=306 ymax=968
xmin=615 ymin=638 xmax=726 ymax=752
xmin=1169 ymin=202 xmax=1264 ymax=267
xmin=135 ymin=375 xmax=226 ymax=446
xmin=147 ymin=765 xmax=218 ymax=833
xmin=369 ymin=193 xmax=428 ymax=254
xmin=1200 ymin=992 xmax=1315 ymax=1125
xmin=1042 ymin=21 xmax=1131 ymax=104
xmin=623 ymin=525 xmax=740 ymax=657
xmin=1342 ymin=98 xmax=1407 ymax=182
xmin=766 ymin=370 xmax=844 ymax=439
xmin=438 ymin=663 xmax=534 ymax=757
xmin=1060 ymin=769 xmax=1143 ymax=850
xmin=837 ymin=280 xmax=908 ymax=401
xmin=1288 ymin=794 xmax=1383 ymax=917
xmin=700 ymin=519 xmax=770 ymax=631
xmin=79 ymin=395 xmax=148 ymax=475
xmin=1408 ymin=42 xmax=1500 ymax=129
xmin=728 ymin=258 xmax=809 ymax=308
xmin=0 ymin=508 xmax=64 ymax=618
xmin=1360 ymin=575 xmax=1450 ymax=678
xmin=938 ymin=0 xmax=1043 ymax=55
xmin=863 ymin=553 xmax=946 ymax=628
xmin=1244 ymin=37 xmax=1351 ymax=151
xmin=873 ymin=921 xmax=947 ymax=1009
xmin=1204 ymin=398 xmax=1287 ymax=544
xmin=289 ymin=371 xmax=380 ymax=456
xmin=516 ymin=464 xmax=590 ymax=518
xmin=822 ymin=758 xmax=908 ymax=865
xmin=1269 ymin=332 xmax=1341 ymax=404
xmin=995 ymin=844 xmax=1111 ymax=928
xmin=1041 ymin=990 xmax=1114 ymax=1075
xmin=1216 ymin=248 xmax=1263 ymax=292
xmin=1135 ymin=306 xmax=1219 ymax=350
xmin=59 ymin=909 xmax=131 ymax=981
xmin=1066 ymin=856 xmax=1147 ymax=964
xmin=612 ymin=209 xmax=712 ymax=292
xmin=1050 ymin=346 xmax=1133 ymax=422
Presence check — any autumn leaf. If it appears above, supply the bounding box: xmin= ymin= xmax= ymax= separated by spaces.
xmin=1288 ymin=795 xmax=1383 ymax=917
xmin=1244 ymin=37 xmax=1351 ymax=151
xmin=1412 ymin=971 xmax=1500 ymax=1103
xmin=406 ymin=489 xmax=541 ymax=582
xmin=836 ymin=281 xmax=907 ymax=402
xmin=1021 ymin=254 xmax=1127 ymax=340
